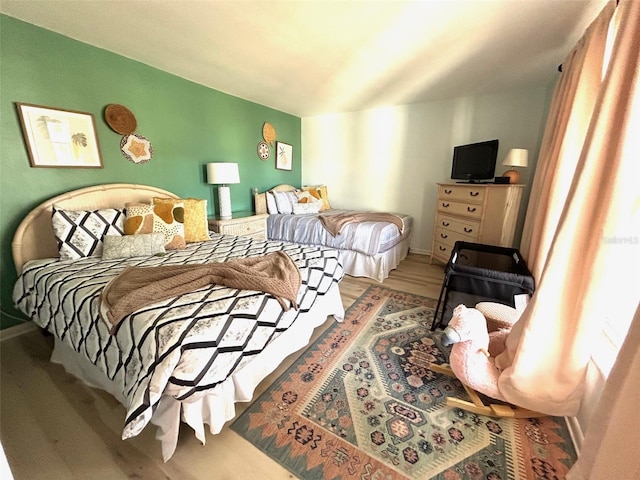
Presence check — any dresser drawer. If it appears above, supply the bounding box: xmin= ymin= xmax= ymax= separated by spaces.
xmin=436 ymin=215 xmax=480 ymax=238
xmin=437 ymin=200 xmax=483 ymax=220
xmin=434 ymin=226 xmax=476 ymax=247
xmin=438 ymin=185 xmax=485 ymax=204
xmin=432 ymin=241 xmax=453 ymax=263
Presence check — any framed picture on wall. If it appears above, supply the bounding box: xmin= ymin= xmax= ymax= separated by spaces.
xmin=275 ymin=141 xmax=293 ymax=171
xmin=16 ymin=102 xmax=104 ymax=168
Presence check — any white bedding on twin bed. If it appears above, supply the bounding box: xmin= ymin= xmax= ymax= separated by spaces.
xmin=266 ymin=209 xmax=413 ymax=281
xmin=13 ymin=233 xmax=345 ymax=460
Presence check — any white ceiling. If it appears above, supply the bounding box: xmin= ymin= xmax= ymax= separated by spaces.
xmin=1 ymin=0 xmax=607 ymax=117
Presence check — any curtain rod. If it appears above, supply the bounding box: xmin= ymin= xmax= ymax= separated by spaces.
xmin=557 ymin=0 xmax=619 ymax=73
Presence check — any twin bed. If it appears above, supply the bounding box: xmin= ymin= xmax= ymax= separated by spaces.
xmin=11 ymin=182 xmax=412 ymax=460
xmin=254 ymin=184 xmax=413 ymax=282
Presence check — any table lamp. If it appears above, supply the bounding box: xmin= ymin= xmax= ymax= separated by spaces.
xmin=206 ymin=162 xmax=240 ymax=219
xmin=501 ymin=149 xmax=528 ymax=184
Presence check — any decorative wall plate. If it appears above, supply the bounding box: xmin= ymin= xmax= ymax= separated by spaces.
xmin=120 ymin=133 xmax=153 ymax=164
xmin=105 ymin=104 xmax=137 ymax=135
xmin=257 ymin=141 xmax=270 ymax=160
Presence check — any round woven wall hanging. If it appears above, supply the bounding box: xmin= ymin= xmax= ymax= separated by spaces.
xmin=105 ymin=104 xmax=137 ymax=135
xmin=262 ymin=122 xmax=276 ymax=145
xmin=120 ymin=133 xmax=153 ymax=164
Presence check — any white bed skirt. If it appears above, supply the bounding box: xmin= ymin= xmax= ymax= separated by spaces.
xmin=50 ymin=284 xmax=345 ymax=461
xmin=340 ymin=237 xmax=410 ymax=282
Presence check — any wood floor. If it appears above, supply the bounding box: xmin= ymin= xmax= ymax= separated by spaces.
xmin=0 ymin=253 xmax=444 ymax=480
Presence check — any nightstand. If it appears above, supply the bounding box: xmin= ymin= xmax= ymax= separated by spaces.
xmin=207 ymin=212 xmax=268 ymax=240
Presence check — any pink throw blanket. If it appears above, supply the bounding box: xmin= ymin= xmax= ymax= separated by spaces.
xmin=101 ymin=251 xmax=301 ymax=330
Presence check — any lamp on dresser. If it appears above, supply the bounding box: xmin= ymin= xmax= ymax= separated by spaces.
xmin=501 ymin=149 xmax=528 ymax=184
xmin=207 ymin=162 xmax=240 ymax=219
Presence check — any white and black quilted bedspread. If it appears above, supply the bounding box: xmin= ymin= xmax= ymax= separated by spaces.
xmin=13 ymin=234 xmax=344 ymax=440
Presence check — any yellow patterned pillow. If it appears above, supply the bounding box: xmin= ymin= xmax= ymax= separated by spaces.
xmin=153 ymin=197 xmax=209 ymax=242
xmin=302 ymin=185 xmax=331 ymax=211
xmin=124 ymin=202 xmax=186 ymax=250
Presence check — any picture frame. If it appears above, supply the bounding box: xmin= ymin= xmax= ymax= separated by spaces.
xmin=16 ymin=102 xmax=104 ymax=168
xmin=275 ymin=141 xmax=293 ymax=171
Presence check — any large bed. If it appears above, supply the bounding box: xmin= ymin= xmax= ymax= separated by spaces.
xmin=254 ymin=184 xmax=412 ymax=282
xmin=11 ymin=183 xmax=345 ymax=461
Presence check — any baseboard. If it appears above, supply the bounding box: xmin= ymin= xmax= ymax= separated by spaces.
xmin=565 ymin=416 xmax=584 ymax=455
xmin=409 ymin=248 xmax=430 ymax=256
xmin=0 ymin=322 xmax=37 ymax=342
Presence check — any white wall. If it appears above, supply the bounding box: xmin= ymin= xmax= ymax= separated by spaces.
xmin=302 ymin=85 xmax=552 ymax=254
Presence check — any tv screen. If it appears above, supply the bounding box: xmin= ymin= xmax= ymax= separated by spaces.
xmin=450 ymin=139 xmax=499 ymax=182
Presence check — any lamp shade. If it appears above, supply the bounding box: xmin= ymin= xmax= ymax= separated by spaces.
xmin=207 ymin=162 xmax=240 ymax=185
xmin=501 ymin=149 xmax=529 ymax=168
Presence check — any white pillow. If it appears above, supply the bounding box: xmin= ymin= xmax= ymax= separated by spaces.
xmin=266 ymin=192 xmax=278 ymax=214
xmin=102 ymin=233 xmax=166 ymax=259
xmin=273 ymin=190 xmax=298 ymax=214
xmin=293 ymin=202 xmax=322 ymax=214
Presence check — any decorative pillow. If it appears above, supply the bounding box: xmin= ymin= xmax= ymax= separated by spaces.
xmin=302 ymin=185 xmax=331 ymax=211
xmin=293 ymin=191 xmax=322 ymax=214
xmin=296 ymin=190 xmax=320 ymax=204
xmin=293 ymin=202 xmax=322 ymax=214
xmin=265 ymin=191 xmax=278 ymax=215
xmin=102 ymin=233 xmax=166 ymax=259
xmin=124 ymin=202 xmax=186 ymax=250
xmin=272 ymin=190 xmax=298 ymax=214
xmin=152 ymin=197 xmax=209 ymax=242
xmin=52 ymin=206 xmax=125 ymax=260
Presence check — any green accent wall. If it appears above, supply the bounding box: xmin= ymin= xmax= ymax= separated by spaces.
xmin=0 ymin=15 xmax=302 ymax=329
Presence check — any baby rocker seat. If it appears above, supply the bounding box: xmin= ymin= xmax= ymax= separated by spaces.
xmin=430 ymin=303 xmax=546 ymax=418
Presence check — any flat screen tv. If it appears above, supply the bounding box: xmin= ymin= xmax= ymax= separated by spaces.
xmin=450 ymin=139 xmax=499 ymax=182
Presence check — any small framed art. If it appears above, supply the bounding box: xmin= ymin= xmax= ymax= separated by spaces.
xmin=276 ymin=141 xmax=293 ymax=171
xmin=16 ymin=102 xmax=104 ymax=168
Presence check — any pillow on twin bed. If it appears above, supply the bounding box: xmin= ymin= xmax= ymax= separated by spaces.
xmin=272 ymin=190 xmax=298 ymax=214
xmin=302 ymin=185 xmax=331 ymax=211
xmin=124 ymin=202 xmax=186 ymax=250
xmin=293 ymin=191 xmax=322 ymax=214
xmin=152 ymin=197 xmax=209 ymax=242
xmin=52 ymin=206 xmax=125 ymax=261
xmin=102 ymin=233 xmax=166 ymax=259
xmin=266 ymin=192 xmax=278 ymax=215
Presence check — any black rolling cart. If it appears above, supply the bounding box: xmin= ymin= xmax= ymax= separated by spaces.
xmin=431 ymin=241 xmax=535 ymax=330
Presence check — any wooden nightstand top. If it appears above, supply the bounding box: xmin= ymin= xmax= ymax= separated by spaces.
xmin=207 ymin=211 xmax=267 ymax=222
xmin=207 ymin=212 xmax=268 ymax=240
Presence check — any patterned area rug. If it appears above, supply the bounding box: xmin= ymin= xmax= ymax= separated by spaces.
xmin=231 ymin=286 xmax=577 ymax=479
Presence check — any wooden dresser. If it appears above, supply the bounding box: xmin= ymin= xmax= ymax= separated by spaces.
xmin=431 ymin=183 xmax=524 ymax=264
xmin=208 ymin=212 xmax=268 ymax=240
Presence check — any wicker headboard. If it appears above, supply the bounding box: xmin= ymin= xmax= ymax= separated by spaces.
xmin=253 ymin=184 xmax=298 ymax=214
xmin=12 ymin=183 xmax=179 ymax=274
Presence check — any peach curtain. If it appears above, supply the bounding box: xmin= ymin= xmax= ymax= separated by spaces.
xmin=495 ymin=0 xmax=640 ymax=418
xmin=567 ymin=305 xmax=640 ymax=479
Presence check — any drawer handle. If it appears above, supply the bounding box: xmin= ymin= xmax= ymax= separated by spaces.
xmin=441 ymin=221 xmax=450 ymax=227
xmin=470 ymin=191 xmax=479 ymax=197
xmin=444 ymin=189 xmax=452 ymax=194
xmin=467 ymin=207 xmax=476 ymax=212
xmin=439 ymin=245 xmax=447 ymax=251
xmin=442 ymin=202 xmax=450 ymax=208
xmin=464 ymin=227 xmax=473 ymax=233
xmin=440 ymin=233 xmax=448 ymax=239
